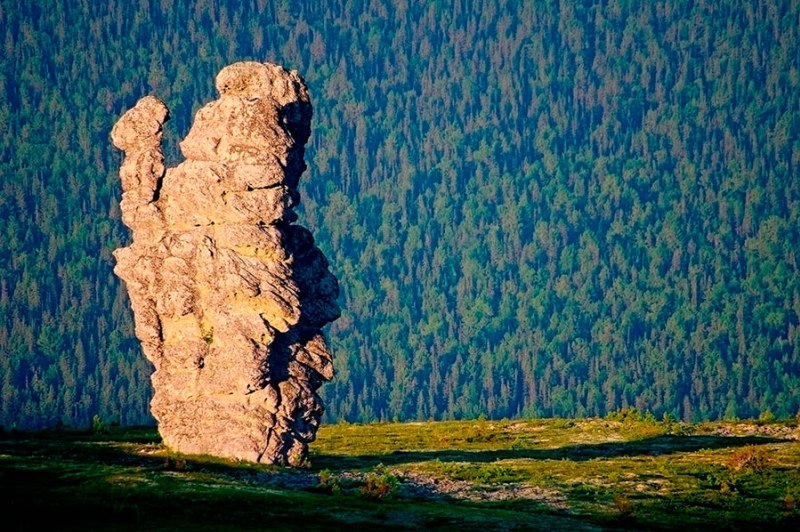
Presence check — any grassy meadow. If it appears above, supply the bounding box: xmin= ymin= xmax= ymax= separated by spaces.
xmin=1 ymin=414 xmax=799 ymax=530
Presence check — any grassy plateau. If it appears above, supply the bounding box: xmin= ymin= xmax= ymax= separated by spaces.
xmin=1 ymin=413 xmax=799 ymax=530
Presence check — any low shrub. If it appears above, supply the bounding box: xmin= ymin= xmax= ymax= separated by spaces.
xmin=91 ymin=415 xmax=109 ymax=435
xmin=613 ymin=494 xmax=634 ymax=519
xmin=439 ymin=461 xmax=520 ymax=484
xmin=163 ymin=454 xmax=187 ymax=471
xmin=728 ymin=446 xmax=770 ymax=472
xmin=360 ymin=470 xmax=400 ymax=500
xmin=605 ymin=408 xmax=657 ymax=424
xmin=317 ymin=469 xmax=342 ymax=495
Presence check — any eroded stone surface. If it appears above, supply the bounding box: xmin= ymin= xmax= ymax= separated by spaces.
xmin=111 ymin=62 xmax=340 ymax=466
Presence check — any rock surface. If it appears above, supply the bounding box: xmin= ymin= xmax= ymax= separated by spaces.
xmin=111 ymin=62 xmax=340 ymax=466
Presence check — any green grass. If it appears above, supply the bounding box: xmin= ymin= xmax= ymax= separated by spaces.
xmin=1 ymin=418 xmax=799 ymax=530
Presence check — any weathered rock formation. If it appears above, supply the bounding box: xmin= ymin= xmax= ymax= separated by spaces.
xmin=111 ymin=62 xmax=340 ymax=466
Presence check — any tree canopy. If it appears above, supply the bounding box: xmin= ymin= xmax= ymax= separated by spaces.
xmin=1 ymin=0 xmax=798 ymax=428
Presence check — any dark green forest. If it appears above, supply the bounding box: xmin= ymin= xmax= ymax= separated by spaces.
xmin=1 ymin=0 xmax=799 ymax=429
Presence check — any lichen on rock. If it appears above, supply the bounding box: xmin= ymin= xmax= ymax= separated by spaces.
xmin=111 ymin=61 xmax=340 ymax=466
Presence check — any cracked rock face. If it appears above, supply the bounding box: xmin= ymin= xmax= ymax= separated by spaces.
xmin=111 ymin=62 xmax=340 ymax=466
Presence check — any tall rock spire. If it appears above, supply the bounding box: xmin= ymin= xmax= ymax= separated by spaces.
xmin=111 ymin=62 xmax=340 ymax=466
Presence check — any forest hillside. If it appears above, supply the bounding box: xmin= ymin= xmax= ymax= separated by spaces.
xmin=1 ymin=0 xmax=799 ymax=429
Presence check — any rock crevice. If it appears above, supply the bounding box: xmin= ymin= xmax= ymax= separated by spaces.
xmin=111 ymin=62 xmax=340 ymax=466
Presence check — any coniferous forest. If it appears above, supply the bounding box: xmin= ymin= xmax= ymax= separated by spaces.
xmin=1 ymin=0 xmax=799 ymax=429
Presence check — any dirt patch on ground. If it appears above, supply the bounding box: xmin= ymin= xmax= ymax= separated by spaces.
xmin=396 ymin=469 xmax=570 ymax=509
